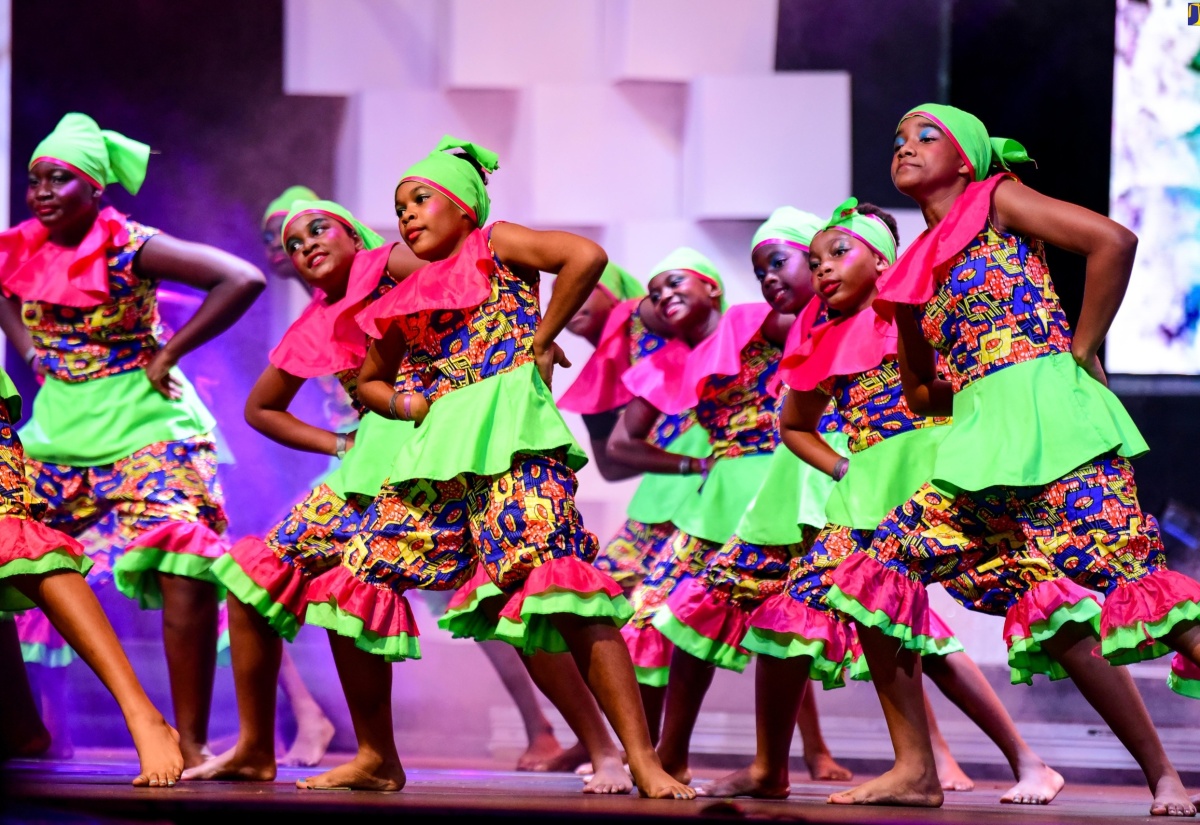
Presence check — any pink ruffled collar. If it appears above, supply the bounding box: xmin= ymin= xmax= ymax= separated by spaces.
xmin=356 ymin=226 xmax=494 ymax=338
xmin=778 ymin=297 xmax=897 ymax=391
xmin=270 ymin=244 xmax=395 ymax=378
xmin=622 ymin=302 xmax=772 ymax=415
xmin=558 ymin=297 xmax=643 ymax=414
xmin=874 ymin=173 xmax=1013 ymax=317
xmin=0 ymin=206 xmax=128 ymax=307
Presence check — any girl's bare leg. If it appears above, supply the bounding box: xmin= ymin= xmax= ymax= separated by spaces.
xmin=157 ymin=573 xmax=219 ymax=768
xmin=796 ymin=682 xmax=852 ymax=781
xmin=655 ymin=648 xmax=715 ymax=783
xmin=0 ymin=619 xmax=51 ymax=757
xmin=278 ymin=647 xmax=335 ymax=767
xmin=478 ymin=640 xmax=568 ymax=770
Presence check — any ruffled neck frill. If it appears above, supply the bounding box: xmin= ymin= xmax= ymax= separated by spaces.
xmin=778 ymin=297 xmax=897 ymax=392
xmin=622 ymin=302 xmax=772 ymax=416
xmin=0 ymin=206 xmax=128 ymax=307
xmin=558 ymin=297 xmax=642 ymax=414
xmin=356 ymin=226 xmax=494 ymax=339
xmin=873 ymin=173 xmax=1014 ymax=318
xmin=270 ymin=244 xmax=395 ymax=378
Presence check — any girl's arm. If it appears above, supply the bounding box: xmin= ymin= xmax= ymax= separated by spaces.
xmin=761 ymin=311 xmax=797 ymax=348
xmin=135 ymin=235 xmax=266 ymax=398
xmin=896 ymin=310 xmax=953 ymax=416
xmin=608 ymin=398 xmax=710 ymax=476
xmin=993 ymin=178 xmax=1136 ymax=386
xmin=356 ymin=325 xmax=428 ymax=424
xmin=779 ymin=389 xmax=843 ymax=477
xmin=245 ymin=365 xmax=349 ymax=456
xmin=0 ymin=296 xmax=43 ymax=377
xmin=489 ymin=223 xmax=607 ymax=388
xmin=581 ymin=411 xmax=643 ymax=482
xmin=386 ymin=242 xmax=424 ymax=284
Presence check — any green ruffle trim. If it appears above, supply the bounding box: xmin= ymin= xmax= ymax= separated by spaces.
xmin=651 ymin=609 xmax=750 ymax=673
xmin=737 ymin=432 xmax=849 ymax=545
xmin=634 ymin=665 xmax=669 ymax=688
xmin=323 ymin=412 xmax=416 ymax=500
xmin=21 ymin=641 xmax=75 ymax=668
xmin=825 ymin=584 xmax=944 ymax=657
xmin=1167 ymin=670 xmax=1200 ymax=700
xmin=210 ymin=554 xmax=302 ymax=643
xmin=492 ymin=589 xmax=633 ymax=656
xmin=932 ymin=353 xmax=1148 ymax=494
xmin=0 ymin=366 xmax=22 ymax=420
xmin=112 ymin=547 xmax=225 ymax=611
xmin=0 ymin=550 xmax=94 ymax=612
xmin=435 ymin=580 xmax=505 ymax=643
xmin=1100 ymin=601 xmax=1200 ymax=667
xmin=1007 ymin=598 xmax=1102 ymax=685
xmin=304 ymin=601 xmax=421 ymax=663
xmin=671 ymin=452 xmax=777 ymax=545
xmin=740 ymin=627 xmax=848 ymax=689
xmin=19 ymin=368 xmax=216 ymax=467
xmin=926 ymin=634 xmax=965 ymax=657
xmin=825 ymin=426 xmax=949 ymax=529
xmin=626 ymin=424 xmax=711 ymax=525
xmin=387 ymin=363 xmax=587 ymax=485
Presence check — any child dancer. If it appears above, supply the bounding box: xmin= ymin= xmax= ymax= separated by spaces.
xmin=0 ymin=370 xmax=182 ymax=784
xmin=310 ymin=136 xmax=691 ymax=798
xmin=0 ymin=113 xmax=264 ymax=768
xmin=183 ymin=199 xmax=421 ymax=783
xmin=826 ymin=103 xmax=1200 ymax=816
xmin=704 ymin=201 xmax=1062 ymax=804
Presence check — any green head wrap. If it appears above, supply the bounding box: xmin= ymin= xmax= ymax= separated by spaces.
xmin=900 ymin=103 xmax=1032 ymax=182
xmin=820 ymin=198 xmax=898 ymax=266
xmin=648 ymin=247 xmax=726 ymax=309
xmin=263 ymin=185 xmax=319 ymax=226
xmin=597 ymin=263 xmax=644 ymax=302
xmin=398 ymin=135 xmax=500 ymax=227
xmin=751 ymin=206 xmax=825 ymax=255
xmin=30 ymin=113 xmax=150 ymax=195
xmin=282 ymin=199 xmax=386 ymax=251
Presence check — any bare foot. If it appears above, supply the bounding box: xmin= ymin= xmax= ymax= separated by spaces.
xmin=297 ymin=754 xmax=406 ymax=792
xmin=182 ymin=744 xmax=276 ymax=782
xmin=8 ymin=727 xmax=51 ymax=758
xmin=828 ymin=766 xmax=944 ymax=807
xmin=805 ymin=750 xmax=853 ymax=782
xmin=179 ymin=741 xmax=214 ymax=770
xmin=934 ymin=748 xmax=974 ymax=792
xmin=582 ymin=754 xmax=632 ymax=794
xmin=699 ymin=764 xmax=790 ymax=799
xmin=281 ymin=714 xmax=335 ymax=767
xmin=630 ymin=753 xmax=695 ymax=800
xmin=515 ymin=730 xmax=568 ymax=771
xmin=1000 ymin=760 xmax=1064 ymax=805
xmin=1150 ymin=775 xmax=1197 ymax=817
xmin=38 ymin=735 xmax=75 ymax=760
xmin=129 ymin=716 xmax=183 ymax=788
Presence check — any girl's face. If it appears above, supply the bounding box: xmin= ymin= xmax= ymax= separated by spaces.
xmin=284 ymin=214 xmax=361 ymax=296
xmin=261 ymin=213 xmax=295 ymax=279
xmin=807 ymin=229 xmax=887 ymax=316
xmin=647 ymin=269 xmax=720 ymax=336
xmin=394 ymin=181 xmax=476 ymax=261
xmin=752 ymin=243 xmax=814 ymax=315
xmin=566 ymin=286 xmax=617 ymax=341
xmin=891 ymin=116 xmax=970 ymax=198
xmin=26 ymin=161 xmax=100 ymax=237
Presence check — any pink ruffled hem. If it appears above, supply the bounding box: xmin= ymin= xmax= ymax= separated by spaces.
xmin=1172 ymin=653 xmax=1200 ymax=681
xmin=125 ymin=520 xmax=226 ymax=559
xmin=663 ymin=577 xmax=749 ymax=649
xmin=0 ymin=517 xmax=86 ymax=565
xmin=447 ymin=564 xmax=496 ymax=612
xmin=226 ymin=536 xmax=313 ymax=620
xmin=829 ymin=552 xmax=933 ymax=636
xmin=746 ymin=592 xmax=855 ymax=663
xmin=1100 ymin=569 xmax=1200 ymax=639
xmin=1003 ymin=578 xmax=1100 ymax=642
xmin=927 ymin=609 xmax=957 ymax=642
xmin=306 ymin=566 xmax=420 ymax=640
xmin=497 ymin=556 xmax=625 ymax=625
xmin=621 ymin=621 xmax=674 ymax=670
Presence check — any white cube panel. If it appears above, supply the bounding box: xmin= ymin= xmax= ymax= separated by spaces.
xmin=683 ymin=73 xmax=851 ymax=220
xmin=284 ymin=0 xmax=443 ymax=94
xmin=608 ymin=0 xmax=777 ymax=81
xmin=446 ymin=0 xmax=606 ymax=89
xmin=517 ymin=83 xmax=685 ymax=226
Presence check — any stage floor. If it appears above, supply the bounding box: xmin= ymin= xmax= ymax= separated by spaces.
xmin=0 ymin=752 xmax=1176 ymax=824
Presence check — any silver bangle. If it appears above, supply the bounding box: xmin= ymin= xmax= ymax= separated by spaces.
xmin=23 ymin=346 xmax=37 ymax=366
xmin=679 ymin=456 xmax=691 ymax=474
xmin=334 ymin=433 xmax=348 ymax=459
xmin=832 ymin=457 xmax=850 ymax=481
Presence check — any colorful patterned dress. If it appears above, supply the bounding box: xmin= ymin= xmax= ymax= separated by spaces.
xmin=830 ymin=173 xmax=1200 ymax=686
xmin=317 ymin=225 xmax=628 ymax=656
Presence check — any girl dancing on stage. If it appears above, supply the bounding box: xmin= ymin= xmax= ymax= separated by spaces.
xmin=307 ymin=136 xmax=690 ymax=798
xmin=703 ymin=200 xmax=1061 ymax=803
xmin=826 ymin=103 xmax=1200 ymax=816
xmin=0 ymin=112 xmax=266 ymax=778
